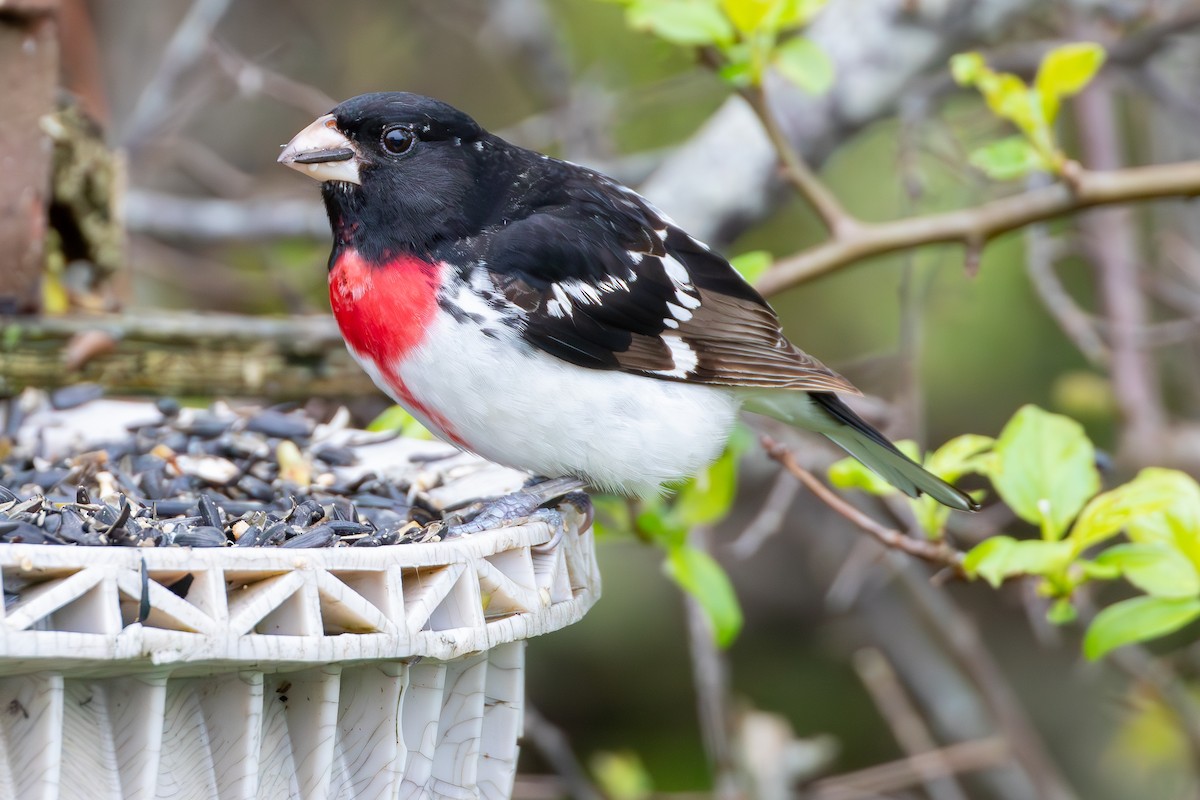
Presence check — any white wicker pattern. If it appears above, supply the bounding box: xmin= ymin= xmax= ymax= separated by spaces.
xmin=0 ymin=517 xmax=598 ymax=800
xmin=0 ymin=400 xmax=600 ymax=800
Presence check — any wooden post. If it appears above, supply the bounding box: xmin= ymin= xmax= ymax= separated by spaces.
xmin=0 ymin=0 xmax=58 ymax=313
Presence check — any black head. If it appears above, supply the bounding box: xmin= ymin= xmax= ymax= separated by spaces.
xmin=279 ymin=92 xmax=510 ymax=260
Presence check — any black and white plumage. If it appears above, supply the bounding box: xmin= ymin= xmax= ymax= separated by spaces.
xmin=278 ymin=92 xmax=976 ymax=510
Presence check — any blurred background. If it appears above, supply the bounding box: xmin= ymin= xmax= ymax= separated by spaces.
xmin=5 ymin=0 xmax=1200 ymax=798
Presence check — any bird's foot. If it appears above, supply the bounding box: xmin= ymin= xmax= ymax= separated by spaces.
xmin=557 ymin=491 xmax=594 ymax=532
xmin=447 ymin=476 xmax=587 ymax=536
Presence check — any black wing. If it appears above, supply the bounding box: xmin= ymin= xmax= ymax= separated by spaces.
xmin=469 ymin=165 xmax=857 ymax=394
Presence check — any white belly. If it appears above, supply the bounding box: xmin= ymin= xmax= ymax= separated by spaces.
xmin=355 ymin=315 xmax=740 ymax=495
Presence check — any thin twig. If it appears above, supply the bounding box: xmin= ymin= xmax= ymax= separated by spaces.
xmin=853 ymin=648 xmax=971 ymax=800
xmin=761 ymin=437 xmax=966 ymax=575
xmin=738 ymin=85 xmax=855 ymax=237
xmin=1130 ymin=67 xmax=1200 ymax=130
xmin=121 ymin=0 xmax=233 ymax=147
xmin=1073 ymin=69 xmax=1168 ymax=459
xmin=892 ymin=561 xmax=1078 ymax=800
xmin=1024 ymin=219 xmax=1109 ymax=367
xmin=757 ymin=160 xmax=1200 ymax=295
xmin=521 ymin=706 xmax=604 ymax=800
xmin=208 ymin=41 xmax=337 ymax=117
xmin=142 ymin=136 xmax=256 ymax=198
xmin=683 ymin=525 xmax=743 ymax=800
xmin=807 ymin=737 xmax=1010 ymax=800
xmin=727 ymin=467 xmax=799 ymax=559
xmin=823 ymin=538 xmax=888 ymax=614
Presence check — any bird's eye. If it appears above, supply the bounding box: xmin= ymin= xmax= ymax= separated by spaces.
xmin=382 ymin=127 xmax=415 ymax=155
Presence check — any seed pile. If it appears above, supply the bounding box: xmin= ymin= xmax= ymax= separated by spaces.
xmin=0 ymin=394 xmax=449 ymax=548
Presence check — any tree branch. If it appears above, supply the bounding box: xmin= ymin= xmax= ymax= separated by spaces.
xmin=853 ymin=647 xmax=971 ymax=800
xmin=641 ymin=0 xmax=1072 ymax=243
xmin=761 ymin=436 xmax=966 ymax=575
xmin=727 ymin=466 xmax=800 ymax=560
xmin=738 ymin=85 xmax=855 ymax=237
xmin=1073 ymin=67 xmax=1168 ymax=458
xmin=807 ymin=737 xmax=1010 ymax=800
xmin=120 ymin=0 xmax=233 ymax=147
xmin=757 ymin=160 xmax=1200 ymax=296
xmin=892 ymin=564 xmax=1079 ymax=800
xmin=207 ymin=41 xmax=337 ymax=118
xmin=683 ymin=525 xmax=742 ymax=800
xmin=1024 ymin=220 xmax=1109 ymax=367
xmin=521 ymin=706 xmax=605 ymax=800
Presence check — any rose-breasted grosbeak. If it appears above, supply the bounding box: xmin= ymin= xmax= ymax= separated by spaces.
xmin=279 ymin=92 xmax=976 ymax=513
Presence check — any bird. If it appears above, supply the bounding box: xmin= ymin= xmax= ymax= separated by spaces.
xmin=278 ymin=92 xmax=976 ymax=520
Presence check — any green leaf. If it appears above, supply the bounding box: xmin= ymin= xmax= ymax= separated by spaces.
xmin=1035 ymin=42 xmax=1106 ymax=122
xmin=730 ymin=250 xmax=773 ymax=284
xmin=1047 ymin=597 xmax=1078 ymax=625
xmin=627 ymin=0 xmax=735 ymax=46
xmin=964 ymin=536 xmax=1074 ymax=588
xmin=770 ymin=0 xmax=828 ymax=30
xmin=829 ymin=455 xmax=901 ymax=497
xmin=909 ymin=435 xmax=993 ymax=537
xmin=718 ymin=59 xmax=756 ymax=86
xmin=968 ymin=136 xmax=1049 ymax=181
xmin=910 ymin=495 xmax=951 ymax=540
xmin=976 ymin=72 xmax=1035 ymax=129
xmin=590 ymin=751 xmax=653 ymax=800
xmin=1084 ymin=596 xmax=1200 ymax=660
xmin=718 ymin=0 xmax=826 ymax=34
xmin=1123 ymin=469 xmax=1200 ymax=574
xmin=636 ymin=500 xmax=687 ymax=548
xmin=366 ymin=405 xmax=433 ymax=439
xmin=664 ymin=545 xmax=744 ymax=647
xmin=950 ymin=52 xmax=986 ymax=86
xmin=964 ymin=536 xmax=1017 ymax=588
xmin=830 ymin=439 xmax=922 ymax=498
xmin=1079 ymin=558 xmax=1121 ymax=581
xmin=676 ymin=440 xmax=741 ymax=527
xmin=989 ymin=405 xmax=1100 ymax=541
xmin=1096 ymin=543 xmax=1200 ymax=599
xmin=925 ymin=434 xmax=995 ymax=483
xmin=720 ymin=0 xmax=774 ymax=33
xmin=772 ymin=35 xmax=834 ymax=95
xmin=1070 ymin=468 xmax=1197 ymax=552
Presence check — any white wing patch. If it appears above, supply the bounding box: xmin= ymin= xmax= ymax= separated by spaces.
xmin=547 ymin=283 xmax=573 ymax=318
xmin=596 ymin=275 xmax=630 ymax=293
xmin=660 ymin=254 xmax=689 ymax=284
xmin=655 ymin=335 xmax=698 ymax=378
xmin=546 ymin=274 xmax=636 ymax=319
xmin=563 ymin=280 xmax=603 ymax=304
xmin=665 ymin=301 xmax=693 ymax=323
xmin=659 ymin=254 xmax=702 ymax=312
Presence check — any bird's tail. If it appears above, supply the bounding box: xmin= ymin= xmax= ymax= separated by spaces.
xmin=744 ymin=390 xmax=978 ymax=512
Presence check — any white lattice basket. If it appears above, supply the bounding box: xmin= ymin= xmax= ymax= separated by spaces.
xmin=0 ymin=399 xmax=601 ymax=800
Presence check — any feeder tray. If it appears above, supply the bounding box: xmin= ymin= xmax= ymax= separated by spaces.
xmin=0 ymin=395 xmax=601 ymax=800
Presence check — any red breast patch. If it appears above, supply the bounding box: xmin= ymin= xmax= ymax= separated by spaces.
xmin=329 ymin=249 xmax=440 ymax=365
xmin=329 ymin=250 xmax=468 ymax=447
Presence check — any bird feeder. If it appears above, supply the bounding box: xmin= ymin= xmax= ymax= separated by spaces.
xmin=0 ymin=395 xmax=600 ymax=799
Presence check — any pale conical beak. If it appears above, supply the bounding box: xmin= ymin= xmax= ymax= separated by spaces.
xmin=278 ymin=113 xmax=362 ymax=185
